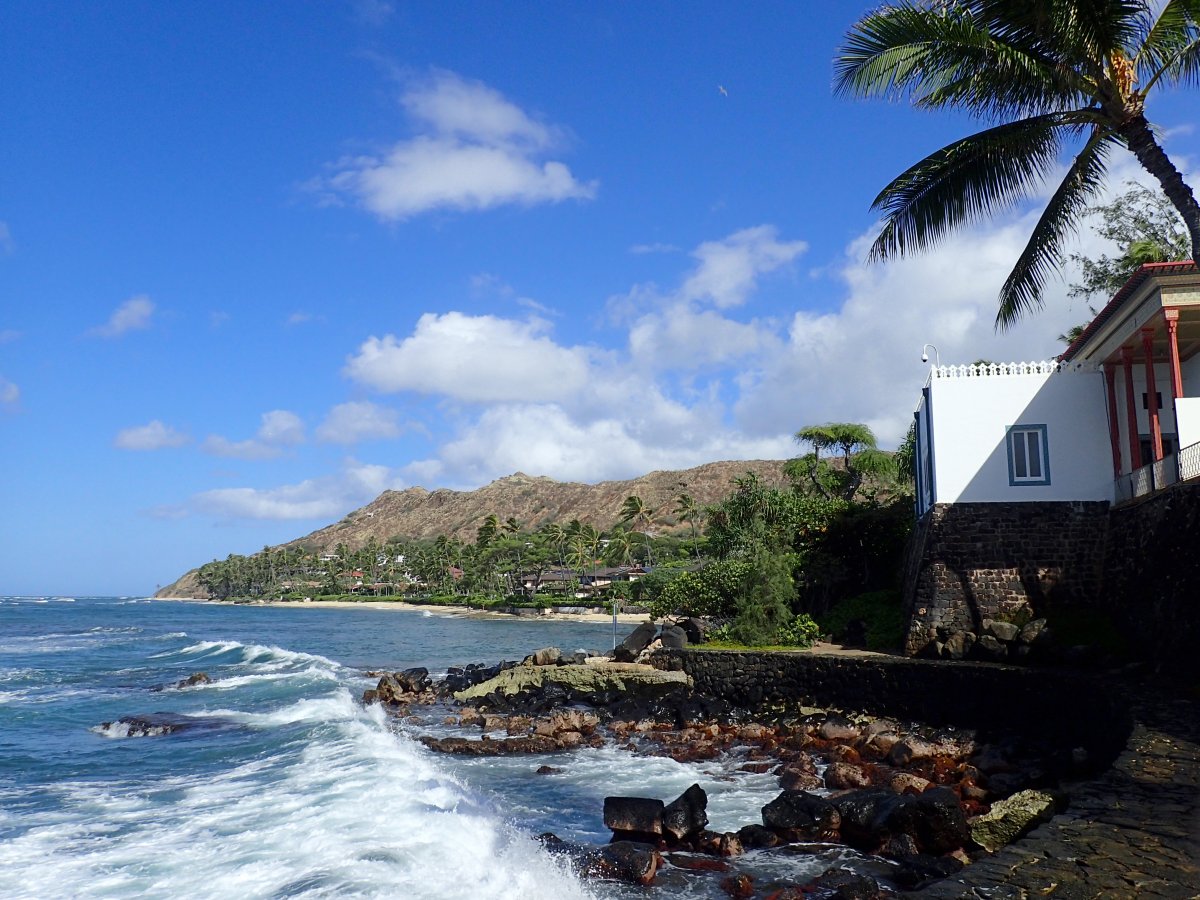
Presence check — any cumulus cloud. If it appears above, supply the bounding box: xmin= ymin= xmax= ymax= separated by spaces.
xmin=344 ymin=311 xmax=592 ymax=403
xmin=191 ymin=459 xmax=405 ymax=520
xmin=90 ymin=295 xmax=154 ymax=338
xmin=202 ymin=410 xmax=305 ymax=460
xmin=114 ymin=420 xmax=190 ymax=451
xmin=679 ymin=226 xmax=808 ymax=308
xmin=320 ymin=71 xmax=596 ymax=220
xmin=0 ymin=376 xmax=19 ymax=406
xmin=316 ymin=400 xmax=402 ymax=444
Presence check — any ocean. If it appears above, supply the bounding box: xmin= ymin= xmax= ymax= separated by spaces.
xmin=0 ymin=596 xmax=853 ymax=899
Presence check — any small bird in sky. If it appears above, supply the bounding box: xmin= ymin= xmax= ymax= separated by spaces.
xmin=718 ymin=85 xmax=728 ymax=97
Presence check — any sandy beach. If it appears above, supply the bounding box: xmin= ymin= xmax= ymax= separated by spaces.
xmin=161 ymin=596 xmax=651 ymax=625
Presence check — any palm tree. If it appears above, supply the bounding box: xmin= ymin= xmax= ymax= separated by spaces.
xmin=673 ymin=492 xmax=701 ymax=550
xmin=619 ymin=494 xmax=656 ymax=566
xmin=837 ymin=0 xmax=1200 ymax=327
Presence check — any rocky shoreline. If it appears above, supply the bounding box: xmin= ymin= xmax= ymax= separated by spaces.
xmin=360 ymin=624 xmax=1088 ymax=897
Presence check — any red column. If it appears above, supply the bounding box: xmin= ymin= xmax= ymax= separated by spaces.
xmin=1142 ymin=327 xmax=1163 ymax=462
xmin=1104 ymin=364 xmax=1123 ymax=475
xmin=1164 ymin=308 xmax=1184 ymax=400
xmin=1122 ymin=346 xmax=1142 ymax=470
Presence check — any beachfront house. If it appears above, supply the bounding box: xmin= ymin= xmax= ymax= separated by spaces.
xmin=913 ymin=262 xmax=1200 ymax=515
xmin=903 ymin=262 xmax=1200 ymax=660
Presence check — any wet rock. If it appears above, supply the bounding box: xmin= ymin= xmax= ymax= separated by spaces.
xmin=736 ymin=824 xmax=780 ymax=849
xmin=418 ymin=735 xmax=560 ymax=755
xmin=665 ymin=853 xmax=730 ymax=873
xmin=98 ymin=714 xmax=190 ymax=737
xmin=762 ymin=790 xmax=840 ymax=842
xmin=603 ymin=796 xmax=665 ymax=839
xmin=396 ymin=667 xmax=430 ymax=693
xmin=580 ymin=841 xmax=662 ymax=886
xmin=969 ymin=788 xmax=1056 ymax=852
xmin=613 ymin=622 xmax=659 ymax=663
xmin=798 ymin=868 xmax=891 ymax=899
xmin=888 ymin=735 xmax=939 ymax=767
xmin=662 ymin=783 xmax=708 ymax=843
xmin=890 ymin=852 xmax=963 ymax=889
xmin=884 ymin=787 xmax=970 ymax=854
xmin=535 ymin=765 xmax=562 ymax=775
xmin=178 ymin=672 xmax=211 ymax=688
xmin=880 ymin=832 xmax=919 ymax=860
xmin=720 ymin=873 xmax=754 ymax=898
xmin=831 ymin=788 xmax=902 ymax=851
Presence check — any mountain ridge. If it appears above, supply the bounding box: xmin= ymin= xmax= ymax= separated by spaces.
xmin=155 ymin=459 xmax=788 ymax=597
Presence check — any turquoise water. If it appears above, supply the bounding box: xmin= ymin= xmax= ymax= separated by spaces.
xmin=0 ymin=596 xmax=836 ymax=898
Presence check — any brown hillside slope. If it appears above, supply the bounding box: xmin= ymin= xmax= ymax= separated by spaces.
xmin=155 ymin=460 xmax=787 ymax=597
xmin=284 ymin=459 xmax=787 ymax=550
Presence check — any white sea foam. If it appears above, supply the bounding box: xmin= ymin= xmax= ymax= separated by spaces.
xmin=0 ymin=691 xmax=595 ymax=899
xmin=158 ymin=639 xmax=342 ymax=673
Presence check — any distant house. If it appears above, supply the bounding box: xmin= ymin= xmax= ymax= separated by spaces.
xmin=913 ymin=262 xmax=1200 ymax=515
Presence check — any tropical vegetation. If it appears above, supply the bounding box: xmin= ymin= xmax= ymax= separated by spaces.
xmin=837 ymin=0 xmax=1200 ymax=327
xmin=195 ymin=422 xmax=915 ymax=648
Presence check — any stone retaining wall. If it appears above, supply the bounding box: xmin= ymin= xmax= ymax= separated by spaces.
xmin=902 ymin=501 xmax=1109 ymax=657
xmin=1102 ymin=485 xmax=1200 ymax=665
xmin=650 ymin=649 xmax=1130 ymax=766
xmin=902 ymin=486 xmax=1200 ymax=666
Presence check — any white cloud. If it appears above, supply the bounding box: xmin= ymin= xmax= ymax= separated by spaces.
xmin=0 ymin=376 xmax=19 ymax=406
xmin=90 ymin=295 xmax=154 ymax=338
xmin=344 ymin=311 xmax=592 ymax=403
xmin=316 ymin=400 xmax=402 ymax=444
xmin=114 ymin=420 xmax=190 ymax=450
xmin=202 ymin=410 xmax=305 ymax=460
xmin=679 ymin=226 xmax=808 ymax=308
xmin=321 ymin=71 xmax=596 ymax=220
xmin=192 ymin=459 xmax=405 ymax=521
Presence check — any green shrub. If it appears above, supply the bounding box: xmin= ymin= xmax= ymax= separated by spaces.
xmin=818 ymin=590 xmax=905 ymax=651
xmin=777 ymin=613 xmax=821 ymax=648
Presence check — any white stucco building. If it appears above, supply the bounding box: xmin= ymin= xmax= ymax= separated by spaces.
xmin=914 ymin=262 xmax=1200 ymax=517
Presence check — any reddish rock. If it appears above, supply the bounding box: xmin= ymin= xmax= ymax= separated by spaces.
xmin=825 ymin=761 xmax=873 ymax=791
xmin=819 ymin=714 xmax=862 ymax=743
xmin=581 ymin=842 xmax=661 ymax=885
xmin=720 ymin=873 xmax=755 ymax=898
xmin=889 ymin=772 xmax=933 ymax=795
xmin=666 ymin=854 xmax=730 ymax=873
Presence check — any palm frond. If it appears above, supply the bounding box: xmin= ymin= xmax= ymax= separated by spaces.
xmin=870 ymin=113 xmax=1099 ymax=261
xmin=996 ymin=128 xmax=1118 ymax=327
xmin=1135 ymin=0 xmax=1200 ymax=84
xmin=836 ymin=3 xmax=1086 ymax=118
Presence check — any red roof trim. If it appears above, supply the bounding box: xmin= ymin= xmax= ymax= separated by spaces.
xmin=1060 ymin=261 xmax=1197 ymax=362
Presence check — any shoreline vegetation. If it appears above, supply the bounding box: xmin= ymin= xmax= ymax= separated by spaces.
xmin=157 ymin=595 xmax=653 ymax=625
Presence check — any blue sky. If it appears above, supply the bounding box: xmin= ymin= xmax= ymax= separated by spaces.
xmin=2 ymin=1 xmax=1197 ymax=595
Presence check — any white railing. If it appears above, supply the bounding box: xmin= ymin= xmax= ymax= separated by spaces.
xmin=1116 ymin=450 xmax=1185 ymax=502
xmin=1179 ymin=440 xmax=1200 ymax=483
xmin=931 ymin=360 xmax=1094 ymax=379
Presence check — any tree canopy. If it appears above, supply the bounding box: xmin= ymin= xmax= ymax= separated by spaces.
xmin=837 ymin=0 xmax=1200 ymax=327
